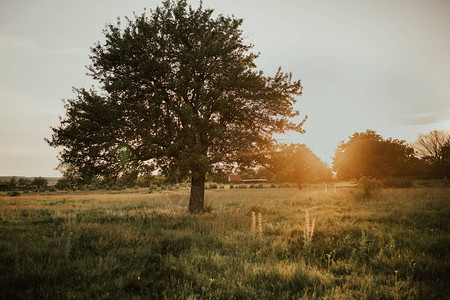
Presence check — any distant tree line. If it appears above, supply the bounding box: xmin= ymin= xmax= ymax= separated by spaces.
xmin=237 ymin=144 xmax=333 ymax=188
xmin=333 ymin=129 xmax=449 ymax=181
xmin=0 ymin=177 xmax=49 ymax=192
xmin=228 ymin=129 xmax=449 ymax=187
xmin=46 ymin=129 xmax=449 ymax=191
xmin=50 ymin=142 xmax=333 ymax=191
xmin=3 ymin=130 xmax=447 ymax=194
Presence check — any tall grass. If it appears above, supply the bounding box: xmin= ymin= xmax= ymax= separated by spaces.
xmin=0 ymin=184 xmax=448 ymax=298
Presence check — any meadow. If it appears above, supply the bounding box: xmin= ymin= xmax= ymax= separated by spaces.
xmin=0 ymin=183 xmax=449 ymax=299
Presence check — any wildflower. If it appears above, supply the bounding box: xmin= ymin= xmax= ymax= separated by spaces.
xmin=251 ymin=211 xmax=256 ymax=233
xmin=258 ymin=212 xmax=263 ymax=239
xmin=304 ymin=211 xmax=315 ymax=246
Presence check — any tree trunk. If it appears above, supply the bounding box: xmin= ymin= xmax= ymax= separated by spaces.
xmin=189 ymin=169 xmax=205 ymax=213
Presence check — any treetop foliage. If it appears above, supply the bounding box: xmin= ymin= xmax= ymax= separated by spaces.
xmin=415 ymin=130 xmax=450 ymax=164
xmin=266 ymin=144 xmax=332 ymax=185
xmin=414 ymin=130 xmax=450 ymax=178
xmin=333 ymin=130 xmax=417 ymax=180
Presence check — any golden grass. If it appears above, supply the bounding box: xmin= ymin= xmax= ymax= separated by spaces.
xmin=0 ymin=184 xmax=448 ymax=298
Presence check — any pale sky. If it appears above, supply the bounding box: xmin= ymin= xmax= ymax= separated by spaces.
xmin=0 ymin=0 xmax=449 ymax=177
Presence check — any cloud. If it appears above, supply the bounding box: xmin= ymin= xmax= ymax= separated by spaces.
xmin=398 ymin=108 xmax=450 ymax=125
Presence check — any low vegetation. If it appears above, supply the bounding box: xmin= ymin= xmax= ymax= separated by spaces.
xmin=354 ymin=176 xmax=383 ymax=200
xmin=0 ymin=183 xmax=449 ymax=298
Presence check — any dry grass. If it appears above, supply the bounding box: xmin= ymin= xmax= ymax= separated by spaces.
xmin=0 ymin=183 xmax=449 ymax=299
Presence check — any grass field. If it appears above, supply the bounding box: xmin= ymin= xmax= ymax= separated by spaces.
xmin=0 ymin=184 xmax=449 ymax=299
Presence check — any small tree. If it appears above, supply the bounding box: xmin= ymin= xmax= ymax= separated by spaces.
xmin=0 ymin=181 xmax=8 ymax=191
xmin=56 ymin=163 xmax=83 ymax=189
xmin=355 ymin=176 xmax=383 ymax=200
xmin=46 ymin=0 xmax=305 ymax=213
xmin=8 ymin=177 xmax=19 ymax=191
xmin=18 ymin=178 xmax=32 ymax=189
xmin=32 ymin=177 xmax=48 ymax=189
xmin=267 ymin=144 xmax=332 ymax=188
xmin=415 ymin=130 xmax=450 ymax=164
xmin=415 ymin=130 xmax=450 ymax=178
xmin=55 ymin=178 xmax=71 ymax=190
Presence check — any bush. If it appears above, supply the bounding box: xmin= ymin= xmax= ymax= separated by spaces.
xmin=110 ymin=185 xmax=123 ymax=191
xmin=237 ymin=184 xmax=248 ymax=189
xmin=7 ymin=191 xmax=21 ymax=197
xmin=257 ymin=184 xmax=264 ymax=189
xmin=381 ymin=177 xmax=413 ymax=188
xmin=355 ymin=176 xmax=383 ymax=199
xmin=270 ymin=183 xmax=277 ymax=188
xmin=230 ymin=184 xmax=234 ymax=189
xmin=208 ymin=183 xmax=218 ymax=189
xmin=249 ymin=184 xmax=256 ymax=189
xmin=148 ymin=184 xmax=157 ymax=193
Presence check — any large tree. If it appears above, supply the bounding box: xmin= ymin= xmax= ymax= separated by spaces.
xmin=332 ymin=130 xmax=417 ymax=180
xmin=46 ymin=0 xmax=305 ymax=213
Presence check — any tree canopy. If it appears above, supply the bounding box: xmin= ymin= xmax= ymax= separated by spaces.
xmin=332 ymin=130 xmax=417 ymax=180
xmin=32 ymin=177 xmax=49 ymax=189
xmin=46 ymin=0 xmax=305 ymax=212
xmin=415 ymin=130 xmax=450 ymax=178
xmin=266 ymin=144 xmax=332 ymax=187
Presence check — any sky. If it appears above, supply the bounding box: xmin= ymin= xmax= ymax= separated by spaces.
xmin=0 ymin=0 xmax=449 ymax=177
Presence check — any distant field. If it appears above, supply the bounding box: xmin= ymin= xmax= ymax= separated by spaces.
xmin=0 ymin=184 xmax=449 ymax=299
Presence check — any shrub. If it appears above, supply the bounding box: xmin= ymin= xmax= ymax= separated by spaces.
xmin=208 ymin=183 xmax=218 ymax=189
xmin=148 ymin=184 xmax=156 ymax=193
xmin=249 ymin=184 xmax=256 ymax=189
xmin=355 ymin=176 xmax=383 ymax=199
xmin=7 ymin=191 xmax=21 ymax=197
xmin=229 ymin=184 xmax=234 ymax=189
xmin=257 ymin=184 xmax=264 ymax=189
xmin=110 ymin=185 xmax=122 ymax=191
xmin=270 ymin=183 xmax=277 ymax=188
xmin=237 ymin=184 xmax=248 ymax=189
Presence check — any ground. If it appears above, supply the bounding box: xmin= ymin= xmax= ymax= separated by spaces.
xmin=0 ymin=183 xmax=449 ymax=299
